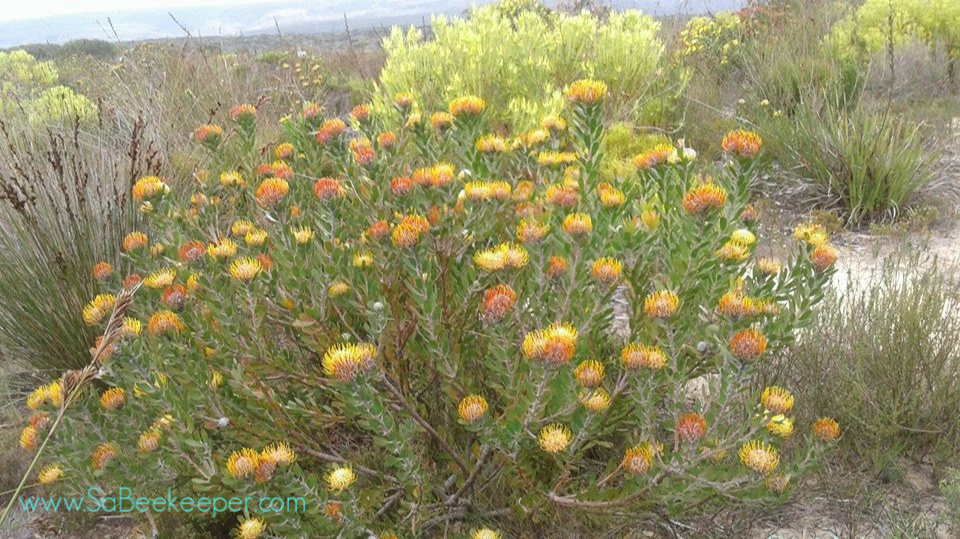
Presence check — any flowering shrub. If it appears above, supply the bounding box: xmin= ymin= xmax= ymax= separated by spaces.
xmin=13 ymin=82 xmax=841 ymax=537
xmin=376 ymin=3 xmax=679 ymax=131
xmin=677 ymin=12 xmax=744 ymax=67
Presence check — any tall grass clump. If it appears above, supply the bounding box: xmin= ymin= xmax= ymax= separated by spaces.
xmin=769 ymin=256 xmax=960 ymax=472
xmin=376 ymin=1 xmax=680 ymax=131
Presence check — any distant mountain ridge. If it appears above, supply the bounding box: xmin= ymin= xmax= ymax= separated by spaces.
xmin=0 ymin=0 xmax=743 ymax=48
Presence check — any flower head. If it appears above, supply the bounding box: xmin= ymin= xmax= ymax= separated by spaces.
xmin=567 ymin=79 xmax=608 ymax=105
xmin=644 ymin=291 xmax=679 ymax=319
xmin=219 ymin=171 xmax=246 ymax=187
xmin=516 ymin=219 xmax=549 ymax=244
xmin=481 ymin=284 xmax=517 ymax=322
xmin=20 ymin=425 xmax=38 ymax=451
xmin=92 ymin=443 xmax=119 ymax=470
xmin=147 ymin=310 xmax=185 ymax=336
xmin=683 ymin=182 xmax=728 ymax=214
xmin=729 ymin=329 xmax=767 ymax=362
xmin=323 ymin=343 xmax=377 ymax=382
xmin=207 ymin=238 xmax=238 ymax=260
xmin=255 ymin=177 xmax=290 ymax=208
xmin=275 ymin=143 xmax=295 ymax=160
xmin=315 ymin=118 xmax=346 ymax=145
xmin=676 ymin=412 xmax=707 ymax=444
xmin=194 ymin=124 xmax=223 ymax=147
xmin=138 ymin=429 xmax=162 ymax=453
xmin=83 ymin=294 xmax=116 ymax=325
xmin=756 ymin=257 xmax=782 ymax=276
xmin=99 ymin=388 xmax=125 ymax=411
xmin=632 ymin=143 xmax=676 ymax=170
xmin=472 ymin=529 xmax=500 ymax=539
xmin=591 ymin=257 xmax=622 ymax=286
xmin=122 ymin=232 xmax=149 ymax=252
xmin=622 ymin=442 xmax=657 ymax=475
xmin=722 ymin=130 xmax=763 ymax=158
xmin=766 ymin=414 xmax=794 ymax=438
xmin=620 ymin=343 xmax=667 ymax=370
xmin=574 ymin=360 xmax=605 ymax=388
xmin=761 ymin=386 xmax=794 ymax=415
xmin=538 ymin=423 xmax=572 ymax=453
xmin=236 ymin=517 xmax=267 ymax=539
xmin=132 ymin=176 xmax=169 ymax=202
xmin=38 ymin=464 xmax=64 ymax=484
xmin=229 ymin=103 xmax=257 ymax=122
xmin=179 ymin=241 xmax=206 ymax=263
xmin=229 ymin=257 xmax=262 ymax=282
xmin=226 ymin=448 xmax=260 ymax=479
xmin=812 ymin=418 xmax=841 ymax=442
xmin=458 ymin=395 xmax=489 ymax=423
xmin=579 ymin=388 xmax=611 ymax=412
xmin=326 ymin=466 xmax=357 ymax=491
xmin=522 ymin=323 xmax=578 ymax=366
xmin=473 ymin=243 xmax=528 ymax=272
xmin=376 ymin=131 xmax=397 ymax=149
xmin=144 ymin=268 xmax=176 ymax=289
xmin=811 ymin=244 xmax=839 ymax=272
xmin=476 ymin=134 xmax=508 ymax=154
xmin=739 ymin=440 xmax=779 ymax=473
xmin=349 ymin=137 xmax=376 ymax=166
xmin=430 ymin=112 xmax=454 ymax=130
xmin=449 ymin=95 xmax=486 ymax=117
xmin=91 ymin=261 xmax=113 ymax=281
xmin=562 ymin=212 xmax=592 ymax=237
xmin=546 ymin=256 xmax=569 ymax=279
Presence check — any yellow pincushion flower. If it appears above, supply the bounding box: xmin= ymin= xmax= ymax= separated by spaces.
xmin=91 ymin=443 xmax=119 ymax=470
xmin=562 ymin=212 xmax=592 ymax=236
xmin=236 ymin=517 xmax=267 ymax=539
xmin=83 ymin=294 xmax=116 ymax=325
xmin=132 ymin=176 xmax=169 ymax=202
xmin=226 ymin=448 xmax=261 ymax=479
xmin=591 ymin=257 xmax=622 ymax=286
xmin=644 ymin=291 xmax=679 ymax=319
xmin=323 ymin=343 xmax=377 ymax=382
xmin=811 ymin=244 xmax=839 ymax=271
xmin=138 ymin=429 xmax=162 ymax=453
xmin=144 ymin=268 xmax=176 ymax=289
xmin=122 ymin=231 xmax=149 ymax=252
xmin=756 ymin=257 xmax=782 ymax=275
xmin=516 ymin=219 xmax=549 ymax=244
xmin=99 ymin=388 xmax=125 ymax=411
xmin=632 ymin=144 xmax=676 ymax=169
xmin=620 ymin=343 xmax=667 ymax=370
xmin=122 ymin=317 xmax=142 ymax=337
xmin=793 ymin=223 xmax=829 ymax=246
xmin=522 ymin=323 xmax=578 ymax=366
xmin=458 ymin=395 xmax=489 ymax=423
xmin=38 ymin=464 xmax=64 ymax=484
xmin=292 ymin=226 xmax=314 ymax=245
xmin=430 ymin=112 xmax=454 ymax=130
xmin=722 ymin=130 xmax=763 ymax=158
xmin=598 ymin=183 xmax=626 ymax=207
xmin=739 ymin=440 xmax=779 ymax=474
xmin=682 ymin=182 xmax=728 ymax=214
xmin=219 ymin=171 xmax=246 ymax=187
xmin=473 ymin=243 xmax=528 ymax=272
xmin=26 ymin=385 xmax=47 ymax=410
xmin=567 ymin=79 xmax=608 ymax=104
xmin=47 ymin=382 xmax=63 ymax=407
xmin=328 ymin=281 xmax=351 ymax=297
xmin=326 ymin=466 xmax=357 ymax=492
xmin=464 ymin=180 xmax=512 ymax=201
xmin=538 ymin=424 xmax=572 ymax=453
xmin=20 ymin=425 xmax=38 ymax=451
xmin=352 ymin=252 xmax=373 ymax=267
xmin=716 ymin=240 xmax=751 ymax=262
xmin=537 ymin=151 xmax=579 ymax=167
xmin=622 ymin=442 xmax=657 ymax=475
xmin=261 ymin=442 xmax=297 ymax=466
xmin=255 ymin=177 xmax=290 ymax=208
xmin=231 ymin=219 xmax=255 ymax=237
xmin=207 ymin=238 xmax=238 ymax=260
xmin=574 ymin=360 xmax=605 ymax=388
xmin=579 ymin=388 xmax=611 ymax=412
xmin=229 ymin=257 xmax=262 ymax=282
xmin=472 ymin=529 xmax=500 ymax=539
xmin=766 ymin=414 xmax=794 ymax=438
xmin=730 ymin=228 xmax=756 ymax=245
xmin=761 ymin=386 xmax=795 ymax=415
xmin=147 ymin=310 xmax=185 ymax=336
xmin=475 ymin=134 xmax=508 ymax=154
xmin=449 ymin=95 xmax=486 ymax=117
xmin=245 ymin=229 xmax=268 ymax=247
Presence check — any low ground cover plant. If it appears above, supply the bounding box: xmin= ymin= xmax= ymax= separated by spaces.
xmin=8 ymin=83 xmax=842 ymax=537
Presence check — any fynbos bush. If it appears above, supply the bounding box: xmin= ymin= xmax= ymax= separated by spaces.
xmin=14 ymin=84 xmax=840 ymax=537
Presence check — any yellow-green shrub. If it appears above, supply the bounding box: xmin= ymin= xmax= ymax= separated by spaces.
xmin=13 ymin=85 xmax=840 ymax=537
xmin=376 ymin=4 xmax=680 ymax=131
xmin=678 ymin=12 xmax=744 ymax=67
xmin=27 ymin=85 xmax=98 ymax=126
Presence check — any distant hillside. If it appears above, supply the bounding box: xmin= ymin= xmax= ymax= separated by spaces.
xmin=0 ymin=0 xmax=743 ymax=48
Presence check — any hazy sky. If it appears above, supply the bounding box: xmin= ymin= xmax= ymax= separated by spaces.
xmin=1 ymin=0 xmax=285 ymax=22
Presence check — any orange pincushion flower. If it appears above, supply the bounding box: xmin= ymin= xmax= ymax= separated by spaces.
xmin=194 ymin=124 xmax=223 ymax=146
xmin=123 ymin=274 xmax=142 ymax=288
xmin=367 ymin=220 xmax=391 ymax=240
xmin=377 ymin=131 xmax=397 ymax=149
xmin=323 ymin=343 xmax=377 ymax=382
xmin=301 ymin=102 xmax=322 ymax=121
xmin=761 ymin=386 xmax=795 ymax=415
xmin=226 ymin=448 xmax=261 ymax=479
xmin=591 ymin=257 xmax=622 ymax=286
xmin=812 ymin=418 xmax=841 ymax=442
xmin=516 ymin=219 xmax=549 ymax=244
xmin=412 ymin=163 xmax=456 ymax=188
xmin=99 ymin=388 xmax=125 ymax=411
xmin=123 ymin=232 xmax=149 ymax=252
xmin=620 ymin=343 xmax=667 ymax=370
xmin=683 ymin=182 xmax=728 ymax=214
xmin=538 ymin=424 xmax=573 ymax=453
xmin=449 ymin=96 xmax=486 ymax=117
xmin=567 ymin=79 xmax=608 ymax=105
xmin=92 ymin=262 xmax=113 ymax=281
xmin=458 ymin=395 xmax=489 ymax=423
xmin=255 ymin=177 xmax=290 ymax=208
xmin=29 ymin=412 xmax=50 ymax=430
xmin=430 ymin=112 xmax=454 ymax=130
xmin=179 ymin=241 xmax=206 ymax=263
xmin=83 ymin=294 xmax=116 ymax=325
xmin=229 ymin=103 xmax=257 ymax=122
xmin=722 ymin=130 xmax=763 ymax=158
xmin=574 ymin=360 xmax=605 ymax=388
xmin=676 ymin=412 xmax=707 ymax=444
xmin=562 ymin=212 xmax=593 ymax=237
xmin=91 ymin=443 xmax=119 ymax=470
xmin=132 ymin=176 xmax=169 ymax=202
xmin=739 ymin=440 xmax=779 ymax=473
xmin=314 ymin=177 xmax=346 ymax=201
xmin=349 ymin=138 xmax=376 ymax=166
xmin=391 ymin=214 xmax=430 ymax=248
xmin=632 ymin=144 xmax=676 ymax=170
xmin=476 ymin=134 xmax=508 ymax=154
xmin=315 ymin=118 xmax=347 ymax=144
xmin=545 ymin=184 xmax=579 ymax=208
xmin=644 ymin=291 xmax=679 ymax=319
xmin=546 ymin=256 xmax=569 ymax=279
xmin=811 ymin=244 xmax=839 ymax=271
xmin=394 ymin=93 xmax=414 ymax=110
xmin=622 ymin=442 xmax=657 ymax=475
xmin=729 ymin=329 xmax=767 ymax=362
xmin=350 ymin=104 xmax=371 ymax=122
xmin=541 ymin=114 xmax=567 ymax=131
xmin=274 ymin=143 xmax=295 ymax=160
xmin=148 ymin=310 xmax=185 ymax=336
xmin=522 ymin=323 xmax=578 ymax=366
xmin=481 ymin=284 xmax=517 ymax=322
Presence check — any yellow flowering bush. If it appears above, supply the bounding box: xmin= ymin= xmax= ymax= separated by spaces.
xmin=376 ymin=3 xmax=680 ymax=131
xmin=678 ymin=12 xmax=744 ymax=67
xmin=15 ymin=85 xmax=841 ymax=536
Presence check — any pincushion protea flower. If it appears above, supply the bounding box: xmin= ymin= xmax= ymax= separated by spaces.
xmin=83 ymin=294 xmax=116 ymax=325
xmin=194 ymin=124 xmax=223 ymax=146
xmin=245 ymin=229 xmax=268 ymax=247
xmin=132 ymin=176 xmax=169 ymax=202
xmin=761 ymin=386 xmax=795 ymax=415
xmin=793 ymin=223 xmax=829 ymax=246
xmin=99 ymin=388 xmax=125 ymax=411
xmin=722 ymin=130 xmax=763 ymax=158
xmin=716 ymin=240 xmax=751 ymax=262
xmin=138 ymin=429 xmax=161 ymax=453
xmin=458 ymin=395 xmax=489 ymax=423
xmin=766 ymin=414 xmax=794 ymax=438
xmin=144 ymin=268 xmax=176 ymax=289
xmin=350 ymin=103 xmax=371 ymax=122
xmin=538 ymin=424 xmax=573 ymax=453
xmin=326 ymin=466 xmax=357 ymax=491
xmin=620 ymin=343 xmax=667 ymax=370
xmin=91 ymin=261 xmax=113 ymax=281
xmin=567 ymin=79 xmax=608 ymax=104
xmin=541 ymin=114 xmax=566 ymax=131
xmin=349 ymin=138 xmax=376 ymax=166
xmin=19 ymin=425 xmax=38 ymax=451
xmin=122 ymin=231 xmax=149 ymax=252
xmin=229 ymin=103 xmax=257 ymax=122
xmin=353 ymin=252 xmax=373 ymax=267
xmin=38 ymin=464 xmax=64 ymax=484
xmin=229 ymin=257 xmax=262 ymax=282
xmin=811 ymin=244 xmax=839 ymax=271
xmin=261 ymin=441 xmax=296 ymax=467
xmin=622 ymin=442 xmax=658 ymax=475
xmin=394 ymin=93 xmax=414 ymax=110
xmin=644 ymin=290 xmax=679 ymax=319
xmin=597 ymin=183 xmax=626 ymax=207
xmin=367 ymin=220 xmax=391 ymax=241
xmin=236 ymin=517 xmax=267 ymax=539
xmin=579 ymin=388 xmax=611 ymax=412
xmin=323 ymin=343 xmax=377 ymax=382
xmin=430 ymin=111 xmax=454 ymax=130
xmin=449 ymin=95 xmax=486 ymax=117
xmin=537 ymin=151 xmax=579 ymax=167
xmin=291 ymin=226 xmax=313 ymax=245
xmin=179 ymin=241 xmax=206 ymax=263
xmin=255 ymin=177 xmax=290 ymax=208
xmin=274 ymin=142 xmax=295 ymax=160
xmin=231 ymin=219 xmax=255 ymax=237
xmin=147 ymin=310 xmax=185 ymax=336
xmin=476 ymin=134 xmax=508 ymax=154
xmin=756 ymin=257 xmax=782 ymax=275
xmin=766 ymin=474 xmax=791 ymax=494
xmin=545 ymin=183 xmax=579 ymax=208
xmin=473 ymin=243 xmax=528 ymax=272
xmin=472 ymin=529 xmax=500 ymax=539
xmin=91 ymin=443 xmax=119 ymax=470
xmin=392 ymin=215 xmax=430 ymax=248
xmin=546 ymin=256 xmax=569 ymax=279
xmin=682 ymin=182 xmax=728 ymax=214
xmin=315 ymin=118 xmax=347 ymax=145
xmin=516 ymin=219 xmax=549 ymax=243
xmin=481 ymin=284 xmax=517 ymax=322
xmin=377 ymin=131 xmax=397 ymax=149
xmin=676 ymin=412 xmax=707 ymax=444
xmin=464 ymin=180 xmax=512 ymax=201
xmin=522 ymin=323 xmax=578 ymax=366
xmin=739 ymin=440 xmax=779 ymax=473
xmin=29 ymin=412 xmax=49 ymax=430
xmin=812 ymin=417 xmax=841 ymax=442
xmin=411 ymin=163 xmax=456 ymax=188
xmin=562 ymin=212 xmax=593 ymax=237
xmin=207 ymin=238 xmax=238 ymax=260
xmin=219 ymin=171 xmax=246 ymax=187
xmin=226 ymin=448 xmax=261 ymax=479
xmin=729 ymin=328 xmax=767 ymax=362
xmin=731 ymin=228 xmax=756 ymax=245
xmin=592 ymin=257 xmax=622 ymax=285
xmin=632 ymin=143 xmax=676 ymax=170
xmin=574 ymin=360 xmax=605 ymax=387
xmin=314 ymin=177 xmax=346 ymax=201
xmin=328 ymin=281 xmax=351 ymax=297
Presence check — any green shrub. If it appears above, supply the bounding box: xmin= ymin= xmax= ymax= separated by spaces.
xmin=375 ymin=3 xmax=682 ymax=131
xmin=755 ymin=104 xmax=933 ymax=224
xmin=768 ymin=256 xmax=960 ymax=471
xmin=9 ymin=87 xmax=839 ymax=537
xmin=27 ymin=85 xmax=98 ymax=126
xmin=942 ymin=468 xmax=960 ymax=536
